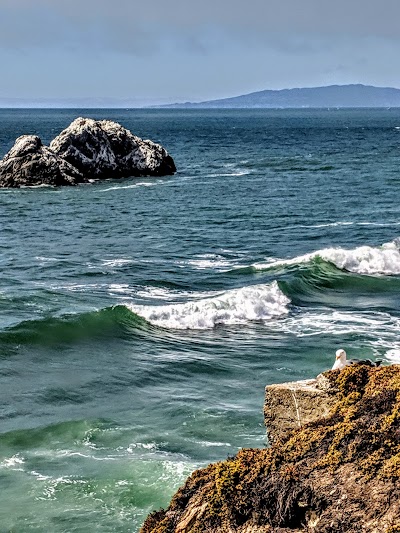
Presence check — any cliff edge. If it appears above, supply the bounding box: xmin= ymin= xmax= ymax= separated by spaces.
xmin=141 ymin=365 xmax=400 ymax=533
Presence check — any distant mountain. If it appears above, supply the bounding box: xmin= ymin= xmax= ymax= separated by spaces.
xmin=3 ymin=85 xmax=400 ymax=109
xmin=161 ymin=84 xmax=400 ymax=109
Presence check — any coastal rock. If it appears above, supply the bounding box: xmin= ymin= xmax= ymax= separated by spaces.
xmin=0 ymin=119 xmax=176 ymax=188
xmin=264 ymin=374 xmax=337 ymax=445
xmin=0 ymin=135 xmax=85 ymax=187
xmin=50 ymin=117 xmax=177 ymax=179
xmin=141 ymin=365 xmax=400 ymax=533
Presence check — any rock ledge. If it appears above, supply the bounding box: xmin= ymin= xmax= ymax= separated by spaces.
xmin=264 ymin=374 xmax=337 ymax=444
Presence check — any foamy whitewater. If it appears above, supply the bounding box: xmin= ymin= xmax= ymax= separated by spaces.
xmin=254 ymin=239 xmax=400 ymax=276
xmin=2 ymin=108 xmax=400 ymax=532
xmin=128 ymin=281 xmax=290 ymax=329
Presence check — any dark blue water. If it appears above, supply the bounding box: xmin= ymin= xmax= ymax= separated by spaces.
xmin=1 ymin=108 xmax=400 ymax=531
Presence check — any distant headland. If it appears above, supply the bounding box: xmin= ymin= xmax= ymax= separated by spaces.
xmin=160 ymin=84 xmax=400 ymax=109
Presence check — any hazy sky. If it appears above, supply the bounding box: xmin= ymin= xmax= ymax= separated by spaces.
xmin=2 ymin=0 xmax=400 ymax=103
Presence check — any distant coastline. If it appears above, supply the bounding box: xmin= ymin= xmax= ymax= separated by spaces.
xmin=3 ymin=84 xmax=400 ymax=109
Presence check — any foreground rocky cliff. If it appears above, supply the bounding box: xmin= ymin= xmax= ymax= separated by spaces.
xmin=141 ymin=365 xmax=400 ymax=533
xmin=0 ymin=118 xmax=176 ymax=187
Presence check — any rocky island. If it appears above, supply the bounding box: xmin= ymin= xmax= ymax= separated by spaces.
xmin=0 ymin=118 xmax=176 ymax=187
xmin=141 ymin=364 xmax=400 ymax=532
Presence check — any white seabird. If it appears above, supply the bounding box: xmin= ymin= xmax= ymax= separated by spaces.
xmin=331 ymin=349 xmax=382 ymax=370
xmin=332 ymin=348 xmax=348 ymax=370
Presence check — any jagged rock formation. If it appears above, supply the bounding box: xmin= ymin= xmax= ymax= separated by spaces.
xmin=0 ymin=135 xmax=84 ymax=187
xmin=50 ymin=118 xmax=176 ymax=179
xmin=0 ymin=119 xmax=176 ymax=187
xmin=141 ymin=365 xmax=400 ymax=533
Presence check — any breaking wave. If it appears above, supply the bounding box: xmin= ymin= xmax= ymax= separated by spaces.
xmin=127 ymin=281 xmax=290 ymax=330
xmin=254 ymin=239 xmax=400 ymax=276
xmin=0 ymin=283 xmax=290 ymax=342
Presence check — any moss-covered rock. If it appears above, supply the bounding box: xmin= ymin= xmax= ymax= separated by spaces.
xmin=141 ymin=365 xmax=400 ymax=533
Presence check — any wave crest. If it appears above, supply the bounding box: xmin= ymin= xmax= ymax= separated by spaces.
xmin=254 ymin=240 xmax=400 ymax=276
xmin=127 ymin=281 xmax=290 ymax=330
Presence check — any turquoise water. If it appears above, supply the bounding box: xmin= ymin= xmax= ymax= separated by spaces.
xmin=1 ymin=108 xmax=400 ymax=531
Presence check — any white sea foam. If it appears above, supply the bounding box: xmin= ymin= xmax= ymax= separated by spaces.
xmin=385 ymin=349 xmax=400 ymax=363
xmin=0 ymin=454 xmax=25 ymax=469
xmin=39 ymin=476 xmax=88 ymax=500
xmin=267 ymin=309 xmax=400 ymax=363
xmin=20 ymin=183 xmax=54 ymax=189
xmin=206 ymin=170 xmax=250 ymax=178
xmin=272 ymin=310 xmax=400 ymax=338
xmin=35 ymin=256 xmax=60 ymax=263
xmin=176 ymin=253 xmax=242 ymax=272
xmin=32 ymin=471 xmax=52 ymax=481
xmin=133 ymin=286 xmax=220 ymax=305
xmin=159 ymin=460 xmax=194 ymax=481
xmin=127 ymin=442 xmax=158 ymax=453
xmin=134 ymin=287 xmax=182 ymax=300
xmin=254 ymin=240 xmax=400 ymax=276
xmin=127 ymin=282 xmax=289 ymax=329
xmin=196 ymin=440 xmax=231 ymax=447
xmin=109 ymin=283 xmax=131 ymax=294
xmin=48 ymin=282 xmax=108 ymax=292
xmin=101 ymin=259 xmax=134 ymax=268
xmin=100 ymin=180 xmax=164 ymax=192
xmin=300 ymin=221 xmax=400 ymax=229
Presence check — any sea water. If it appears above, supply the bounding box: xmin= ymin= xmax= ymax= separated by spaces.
xmin=1 ymin=108 xmax=400 ymax=531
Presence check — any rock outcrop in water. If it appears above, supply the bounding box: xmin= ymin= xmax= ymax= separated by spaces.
xmin=50 ymin=118 xmax=176 ymax=180
xmin=141 ymin=365 xmax=400 ymax=533
xmin=0 ymin=135 xmax=84 ymax=187
xmin=0 ymin=119 xmax=176 ymax=187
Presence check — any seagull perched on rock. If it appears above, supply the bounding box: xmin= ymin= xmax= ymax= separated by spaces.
xmin=332 ymin=349 xmax=382 ymax=370
xmin=332 ymin=349 xmax=348 ymax=370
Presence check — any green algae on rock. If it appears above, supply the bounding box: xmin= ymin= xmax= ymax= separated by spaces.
xmin=141 ymin=365 xmax=400 ymax=533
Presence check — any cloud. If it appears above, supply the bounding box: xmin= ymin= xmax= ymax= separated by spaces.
xmin=1 ymin=0 xmax=400 ymax=99
xmin=1 ymin=0 xmax=400 ymax=56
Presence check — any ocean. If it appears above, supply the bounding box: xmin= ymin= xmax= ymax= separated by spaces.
xmin=1 ymin=108 xmax=400 ymax=531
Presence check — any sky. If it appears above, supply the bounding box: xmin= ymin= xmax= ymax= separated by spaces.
xmin=2 ymin=0 xmax=400 ymax=104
